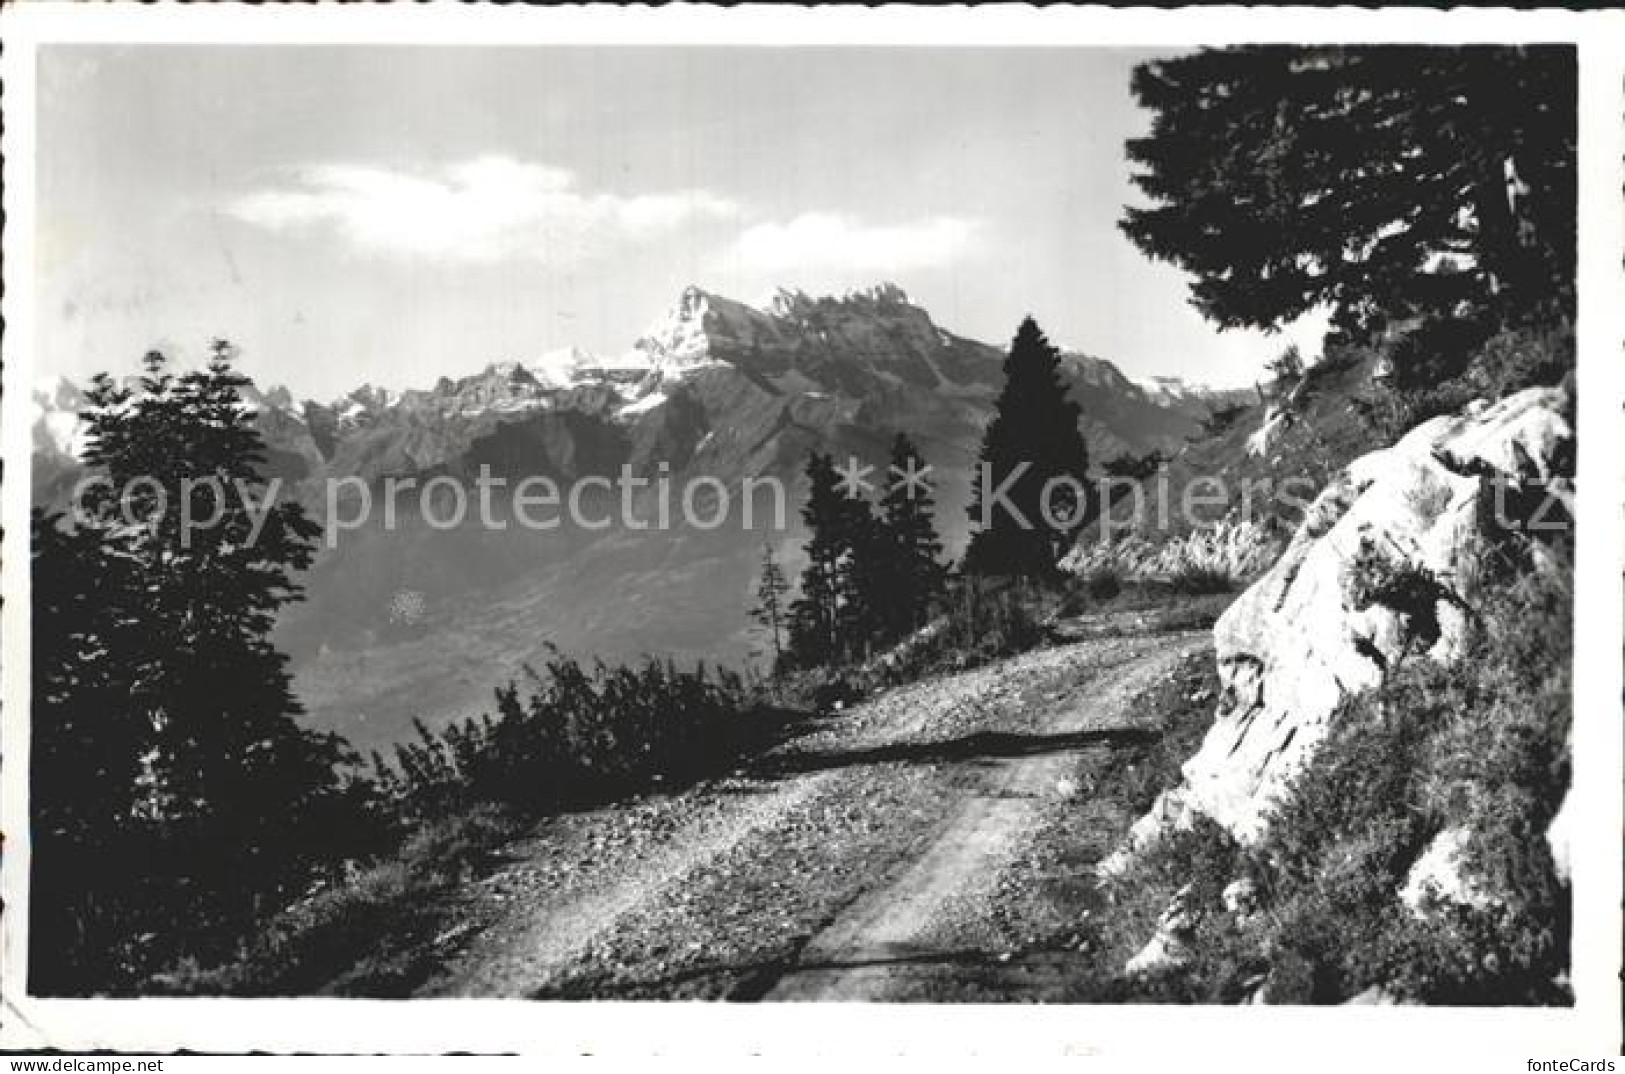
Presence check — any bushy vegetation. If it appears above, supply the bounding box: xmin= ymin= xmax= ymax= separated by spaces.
xmin=1085 ymin=540 xmax=1573 ymax=1005
xmin=171 ymin=653 xmax=761 ymax=995
xmin=1345 ymin=537 xmax=1455 ymax=658
xmin=1196 ymin=402 xmax=1251 ymax=439
xmin=771 ymin=574 xmax=1047 ymax=715
xmin=1066 ymin=516 xmax=1285 ymax=593
xmin=374 ymin=651 xmax=754 ymax=820
xmin=874 ymin=575 xmax=1046 ymax=681
xmin=1352 ymin=322 xmax=1575 ymax=442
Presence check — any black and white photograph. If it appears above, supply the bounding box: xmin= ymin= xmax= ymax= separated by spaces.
xmin=1 ymin=3 xmax=1621 ymax=1060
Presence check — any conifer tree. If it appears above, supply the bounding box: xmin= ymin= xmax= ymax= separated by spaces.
xmin=876 ymin=433 xmax=947 ymax=635
xmin=749 ymin=543 xmax=791 ymax=671
xmin=787 ymin=450 xmax=885 ymax=666
xmin=839 ymin=506 xmax=891 ymax=656
xmin=963 ymin=318 xmax=1092 ymax=579
xmin=74 ymin=345 xmax=343 ymax=858
xmin=788 ymin=452 xmax=848 ymax=666
xmin=1121 ymin=46 xmax=1575 ymax=369
xmin=33 ymin=343 xmax=356 ymax=989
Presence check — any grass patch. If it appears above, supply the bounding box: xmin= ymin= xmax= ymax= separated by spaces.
xmin=1018 ymin=648 xmax=1234 ymax=1002
xmin=1067 ymin=517 xmax=1284 ymax=590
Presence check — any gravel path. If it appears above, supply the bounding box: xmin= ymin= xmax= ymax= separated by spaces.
xmin=419 ymin=630 xmax=1211 ymax=1000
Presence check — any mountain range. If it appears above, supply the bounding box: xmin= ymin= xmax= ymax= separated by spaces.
xmin=31 ymin=283 xmax=1250 ymax=749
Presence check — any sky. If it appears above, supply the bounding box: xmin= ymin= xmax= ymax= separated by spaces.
xmin=36 ymin=46 xmax=1329 ymax=401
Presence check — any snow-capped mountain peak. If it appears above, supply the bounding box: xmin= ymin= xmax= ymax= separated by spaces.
xmin=631 ymin=285 xmax=768 ymax=373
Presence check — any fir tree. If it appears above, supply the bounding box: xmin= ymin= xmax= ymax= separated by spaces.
xmin=749 ymin=543 xmax=792 ymax=671
xmin=876 ymin=433 xmax=947 ymax=635
xmin=787 ymin=452 xmax=848 ymax=666
xmin=839 ymin=506 xmax=891 ymax=657
xmin=787 ymin=451 xmax=877 ymax=666
xmin=963 ymin=318 xmax=1092 ymax=579
xmin=75 ymin=345 xmax=343 ymax=856
xmin=1121 ymin=46 xmax=1575 ymax=369
xmin=33 ymin=343 xmax=358 ymax=990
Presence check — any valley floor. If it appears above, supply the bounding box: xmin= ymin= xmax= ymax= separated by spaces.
xmin=416 ymin=630 xmax=1211 ymax=1001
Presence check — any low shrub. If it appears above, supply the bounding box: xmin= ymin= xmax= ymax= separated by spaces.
xmin=871 ymin=575 xmax=1046 ymax=687
xmin=1068 ymin=517 xmax=1283 ymax=589
xmin=1086 ymin=569 xmax=1124 ymax=602
xmin=376 ymin=649 xmax=756 ymax=820
xmin=1112 ymin=671 xmax=1219 ymax=821
xmin=152 ymin=652 xmax=764 ymax=994
xmin=1344 ymin=537 xmax=1453 ymax=656
xmin=1355 ymin=322 xmax=1574 ymax=442
xmin=1463 ymin=322 xmax=1575 ymax=402
xmin=1168 ymin=565 xmax=1236 ymax=596
xmin=1054 ymin=569 xmax=1123 ymax=618
xmin=1198 ymin=402 xmax=1252 ymax=439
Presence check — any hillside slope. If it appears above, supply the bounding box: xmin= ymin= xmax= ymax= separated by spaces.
xmin=1097 ymin=383 xmax=1574 ymax=1003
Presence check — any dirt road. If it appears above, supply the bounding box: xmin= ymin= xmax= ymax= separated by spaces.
xmin=420 ymin=630 xmax=1211 ymax=1001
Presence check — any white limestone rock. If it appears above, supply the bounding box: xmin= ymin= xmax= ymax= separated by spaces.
xmin=1108 ymin=386 xmax=1573 ymax=861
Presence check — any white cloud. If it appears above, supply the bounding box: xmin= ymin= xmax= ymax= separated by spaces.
xmin=729 ymin=213 xmax=979 ymax=275
xmin=227 ymin=156 xmax=739 ymax=263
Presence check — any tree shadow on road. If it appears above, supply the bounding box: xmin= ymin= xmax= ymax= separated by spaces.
xmin=740 ymin=725 xmax=1157 ymax=782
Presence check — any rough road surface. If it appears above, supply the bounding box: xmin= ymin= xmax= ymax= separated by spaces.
xmin=420 ymin=630 xmax=1211 ymax=1001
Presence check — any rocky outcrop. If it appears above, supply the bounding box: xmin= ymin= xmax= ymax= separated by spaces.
xmin=1103 ymin=386 xmax=1574 ymax=875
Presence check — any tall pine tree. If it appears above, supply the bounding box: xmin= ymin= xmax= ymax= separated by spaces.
xmin=963 ymin=318 xmax=1092 ymax=579
xmin=749 ymin=543 xmax=791 ymax=672
xmin=787 ymin=452 xmax=849 ymax=666
xmin=787 ymin=450 xmax=889 ymax=666
xmin=840 ymin=506 xmax=892 ymax=657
